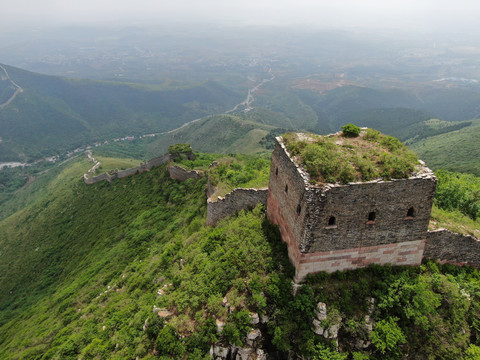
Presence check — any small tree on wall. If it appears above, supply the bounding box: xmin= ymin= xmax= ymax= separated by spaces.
xmin=341 ymin=124 xmax=361 ymax=137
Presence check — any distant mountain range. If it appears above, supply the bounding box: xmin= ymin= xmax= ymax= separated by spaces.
xmin=0 ymin=64 xmax=242 ymax=162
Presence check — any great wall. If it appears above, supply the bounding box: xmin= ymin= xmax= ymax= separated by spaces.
xmin=83 ymin=135 xmax=480 ymax=281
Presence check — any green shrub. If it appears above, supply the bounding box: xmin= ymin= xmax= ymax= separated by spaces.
xmin=168 ymin=143 xmax=192 ymax=154
xmin=341 ymin=124 xmax=361 ymax=137
xmin=370 ymin=317 xmax=406 ymax=356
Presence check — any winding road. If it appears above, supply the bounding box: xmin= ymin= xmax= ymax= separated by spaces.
xmin=0 ymin=64 xmax=23 ymax=110
xmin=226 ymin=66 xmax=275 ymax=114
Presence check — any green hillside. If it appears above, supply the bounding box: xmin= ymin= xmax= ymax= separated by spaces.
xmin=409 ymin=119 xmax=480 ymax=175
xmin=0 ymin=64 xmax=241 ymax=162
xmin=1 ymin=155 xmax=480 ymax=358
xmin=146 ymin=114 xmax=279 ymax=157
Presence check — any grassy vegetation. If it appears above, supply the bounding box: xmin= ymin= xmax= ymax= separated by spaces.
xmin=428 ymin=169 xmax=480 ymax=238
xmin=430 ymin=205 xmax=480 ymax=239
xmin=303 ymin=261 xmax=480 ymax=359
xmin=0 ymin=159 xmax=291 ymax=359
xmin=410 ymin=119 xmax=480 ymax=176
xmin=93 ymin=137 xmax=158 ymax=161
xmin=283 ymin=128 xmax=419 ymax=185
xmin=434 ymin=170 xmax=480 ymax=221
xmin=206 ymin=155 xmax=271 ymax=198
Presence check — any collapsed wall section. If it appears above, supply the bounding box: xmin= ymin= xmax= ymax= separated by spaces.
xmin=207 ymin=188 xmax=268 ymax=226
xmin=168 ymin=165 xmax=202 ymax=181
xmin=424 ymin=229 xmax=480 ymax=266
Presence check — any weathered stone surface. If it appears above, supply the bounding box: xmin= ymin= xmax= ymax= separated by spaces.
xmin=267 ymin=136 xmax=436 ymax=280
xmin=168 ymin=164 xmax=202 ymax=181
xmin=210 ymin=345 xmax=230 ymax=359
xmin=206 ymin=188 xmax=268 ymax=226
xmin=425 ymin=229 xmax=480 ymax=266
xmin=235 ymin=347 xmax=256 ymax=360
xmin=250 ymin=312 xmax=260 ymax=325
xmin=315 ymin=302 xmax=327 ymax=321
xmin=246 ymin=329 xmax=261 ymax=347
xmin=326 ymin=322 xmax=341 ymax=339
xmin=294 ymin=239 xmax=425 ymax=281
xmin=312 ymin=318 xmax=324 ymax=336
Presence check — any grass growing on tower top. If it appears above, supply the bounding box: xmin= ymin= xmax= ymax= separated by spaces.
xmin=282 ymin=128 xmax=419 ymax=185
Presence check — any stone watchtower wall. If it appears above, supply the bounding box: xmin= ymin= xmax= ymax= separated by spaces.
xmin=267 ymin=137 xmax=437 ymax=281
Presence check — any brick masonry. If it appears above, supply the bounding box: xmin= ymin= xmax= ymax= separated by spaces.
xmin=294 ymin=240 xmax=425 ymax=281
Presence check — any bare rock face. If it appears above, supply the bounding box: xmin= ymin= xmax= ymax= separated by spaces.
xmin=210 ymin=345 xmax=230 ymax=359
xmin=210 ymin=329 xmax=265 ymax=359
xmin=246 ymin=329 xmax=262 ymax=347
xmin=315 ymin=302 xmax=327 ymax=320
xmin=250 ymin=312 xmax=260 ymax=325
xmin=312 ymin=302 xmax=342 ymax=339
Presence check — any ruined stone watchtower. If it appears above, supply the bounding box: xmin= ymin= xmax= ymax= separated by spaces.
xmin=266 ymin=130 xmax=437 ymax=281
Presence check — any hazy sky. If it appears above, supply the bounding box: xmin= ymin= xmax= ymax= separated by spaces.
xmin=2 ymin=0 xmax=479 ymax=32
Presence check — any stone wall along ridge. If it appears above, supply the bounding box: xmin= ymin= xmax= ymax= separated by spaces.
xmin=425 ymin=229 xmax=480 ymax=267
xmin=207 ymin=188 xmax=268 ymax=226
xmin=83 ymin=154 xmax=169 ymax=184
xmin=168 ymin=164 xmax=202 ymax=181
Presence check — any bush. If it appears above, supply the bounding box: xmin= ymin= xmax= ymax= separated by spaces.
xmin=168 ymin=143 xmax=192 ymax=154
xmin=341 ymin=124 xmax=361 ymax=137
xmin=370 ymin=317 xmax=406 ymax=356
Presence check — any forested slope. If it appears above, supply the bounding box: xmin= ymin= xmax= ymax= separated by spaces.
xmin=1 ymin=155 xmax=480 ymax=359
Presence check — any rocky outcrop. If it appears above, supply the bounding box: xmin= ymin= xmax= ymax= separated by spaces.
xmin=312 ymin=302 xmax=342 ymax=339
xmin=206 ymin=188 xmax=268 ymax=226
xmin=210 ymin=342 xmax=266 ymax=360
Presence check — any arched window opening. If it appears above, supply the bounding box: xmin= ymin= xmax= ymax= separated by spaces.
xmin=407 ymin=207 xmax=415 ymax=217
xmin=285 ymin=184 xmax=288 ymax=193
xmin=275 ymin=167 xmax=279 ymax=176
xmin=296 ymin=204 xmax=302 ymax=215
xmin=328 ymin=216 xmax=336 ymax=226
xmin=368 ymin=211 xmax=376 ymax=222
